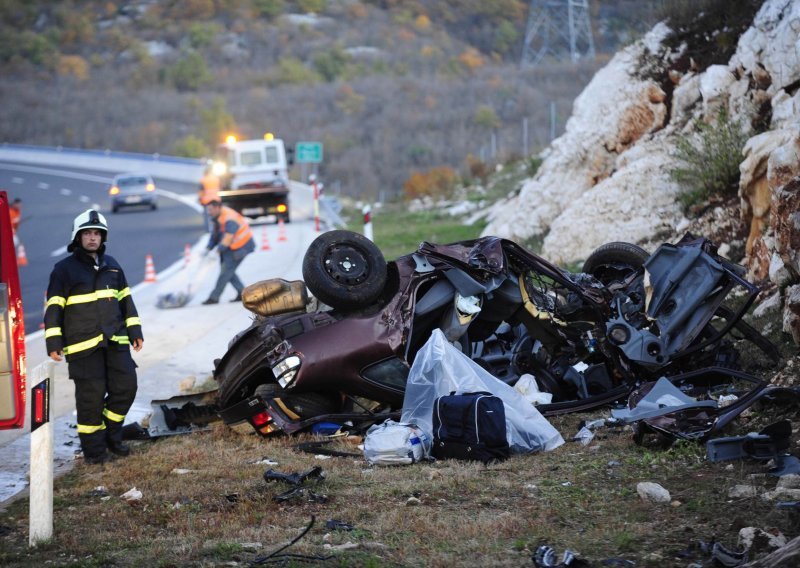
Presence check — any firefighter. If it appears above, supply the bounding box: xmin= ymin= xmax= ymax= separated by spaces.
xmin=44 ymin=210 xmax=144 ymax=464
xmin=202 ymin=200 xmax=255 ymax=304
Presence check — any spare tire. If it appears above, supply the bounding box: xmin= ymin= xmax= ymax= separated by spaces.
xmin=582 ymin=242 xmax=649 ymax=286
xmin=302 ymin=230 xmax=387 ymax=310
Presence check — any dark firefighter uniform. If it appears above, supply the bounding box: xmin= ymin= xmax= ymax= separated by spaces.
xmin=44 ymin=247 xmax=143 ymax=459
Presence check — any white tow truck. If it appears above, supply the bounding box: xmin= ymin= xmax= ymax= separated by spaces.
xmin=212 ymin=133 xmax=293 ymax=222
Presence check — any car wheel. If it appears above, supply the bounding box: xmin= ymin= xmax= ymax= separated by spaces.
xmin=151 ymin=203 xmax=157 ymax=211
xmin=255 ymin=383 xmax=340 ymax=419
xmin=111 ymin=205 xmax=118 ymax=214
xmin=582 ymin=242 xmax=649 ymax=286
xmin=302 ymin=230 xmax=387 ymax=310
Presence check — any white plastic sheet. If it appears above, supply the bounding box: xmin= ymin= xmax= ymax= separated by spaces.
xmin=400 ymin=329 xmax=564 ymax=454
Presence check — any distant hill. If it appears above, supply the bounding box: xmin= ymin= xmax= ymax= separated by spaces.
xmin=0 ymin=0 xmax=664 ymax=199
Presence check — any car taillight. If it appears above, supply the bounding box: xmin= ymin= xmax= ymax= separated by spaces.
xmin=277 ymin=204 xmax=287 ymax=213
xmin=109 ymin=186 xmax=120 ymax=195
xmin=249 ymin=410 xmax=278 ymax=436
xmin=251 ymin=410 xmax=271 ymax=426
xmin=146 ymin=183 xmax=155 ymax=192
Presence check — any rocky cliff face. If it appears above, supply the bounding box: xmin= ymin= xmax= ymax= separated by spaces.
xmin=482 ymin=0 xmax=800 ymax=346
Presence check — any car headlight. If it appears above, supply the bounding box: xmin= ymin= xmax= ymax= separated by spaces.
xmin=211 ymin=161 xmax=227 ymax=176
xmin=109 ymin=186 xmax=120 ymax=195
xmin=272 ymin=355 xmax=301 ymax=388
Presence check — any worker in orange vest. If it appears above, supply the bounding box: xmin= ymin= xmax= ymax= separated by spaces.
xmin=201 ymin=200 xmax=255 ymax=305
xmin=198 ymin=163 xmax=221 ymax=231
xmin=9 ymin=198 xmax=21 ymax=246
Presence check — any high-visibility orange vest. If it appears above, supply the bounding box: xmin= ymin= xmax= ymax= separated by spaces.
xmin=217 ymin=206 xmax=253 ymax=250
xmin=9 ymin=207 xmax=20 ymax=234
xmin=199 ymin=173 xmax=220 ymax=205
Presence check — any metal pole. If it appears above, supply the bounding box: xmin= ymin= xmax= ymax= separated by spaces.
xmin=523 ymin=117 xmax=529 ymax=156
xmin=550 ymin=101 xmax=557 ymax=141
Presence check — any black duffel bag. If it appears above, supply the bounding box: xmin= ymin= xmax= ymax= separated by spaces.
xmin=432 ymin=391 xmax=510 ymax=463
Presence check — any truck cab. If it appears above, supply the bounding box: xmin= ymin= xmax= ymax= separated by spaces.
xmin=212 ymin=134 xmax=292 ymax=222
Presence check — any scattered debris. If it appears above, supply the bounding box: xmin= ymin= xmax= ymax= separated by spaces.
xmin=636 ymin=482 xmax=671 ymax=504
xmin=250 ymin=516 xmax=333 ymax=565
xmin=120 ymin=487 xmax=143 ymax=504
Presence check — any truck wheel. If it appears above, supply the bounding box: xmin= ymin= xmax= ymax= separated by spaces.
xmin=302 ymin=230 xmax=387 ymax=310
xmin=582 ymin=242 xmax=649 ymax=285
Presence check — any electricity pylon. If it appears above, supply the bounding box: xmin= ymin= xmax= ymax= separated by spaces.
xmin=521 ymin=0 xmax=596 ymax=68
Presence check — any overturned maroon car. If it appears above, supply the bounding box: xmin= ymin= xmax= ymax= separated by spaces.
xmin=211 ymin=230 xmax=778 ymax=437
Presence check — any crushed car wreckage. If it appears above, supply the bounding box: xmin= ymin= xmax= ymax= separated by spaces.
xmin=200 ymin=230 xmax=779 ymax=440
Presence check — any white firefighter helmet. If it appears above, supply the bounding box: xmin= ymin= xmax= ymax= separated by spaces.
xmin=71 ymin=209 xmax=109 ymax=243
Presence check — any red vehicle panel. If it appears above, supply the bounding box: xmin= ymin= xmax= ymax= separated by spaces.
xmin=0 ymin=190 xmax=26 ymax=429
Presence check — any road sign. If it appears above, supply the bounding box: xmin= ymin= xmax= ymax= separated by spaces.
xmin=295 ymin=142 xmax=323 ymax=163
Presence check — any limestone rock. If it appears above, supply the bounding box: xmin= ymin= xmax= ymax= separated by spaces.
xmin=482 ymin=24 xmax=671 ymax=244
xmin=783 ymin=285 xmax=800 ymax=344
xmin=636 ymin=481 xmax=671 ymax=504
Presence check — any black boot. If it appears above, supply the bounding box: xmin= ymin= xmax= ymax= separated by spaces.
xmin=106 ymin=422 xmax=131 ymax=457
xmin=84 ymin=451 xmax=111 ymax=465
xmin=108 ymin=440 xmax=130 ymax=456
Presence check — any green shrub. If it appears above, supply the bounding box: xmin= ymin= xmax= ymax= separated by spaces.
xmin=270 ymin=56 xmax=321 ymax=85
xmin=253 ymin=0 xmax=285 ymax=19
xmin=172 ymin=135 xmax=210 ymax=158
xmin=187 ymin=22 xmax=221 ymax=49
xmin=313 ymin=46 xmax=350 ymax=82
xmin=669 ymin=108 xmax=749 ymax=211
xmin=198 ymin=97 xmax=237 ymax=145
xmin=297 ymin=0 xmax=327 ymax=14
xmin=168 ymin=51 xmax=213 ymax=91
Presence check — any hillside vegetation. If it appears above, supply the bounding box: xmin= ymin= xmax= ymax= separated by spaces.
xmin=0 ymin=0 xmax=663 ymax=200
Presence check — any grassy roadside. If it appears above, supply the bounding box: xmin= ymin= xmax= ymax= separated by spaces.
xmin=1 ymin=409 xmax=798 ymax=567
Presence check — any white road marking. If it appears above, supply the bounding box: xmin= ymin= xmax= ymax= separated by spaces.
xmin=0 ymin=163 xmax=110 ymax=183
xmin=60 ymin=188 xmax=72 ymax=196
xmin=79 ymin=195 xmax=89 ymax=203
xmin=51 ymin=245 xmax=67 ymax=257
xmin=11 ymin=177 xmax=22 ymax=184
xmin=37 ymin=182 xmax=49 ymax=189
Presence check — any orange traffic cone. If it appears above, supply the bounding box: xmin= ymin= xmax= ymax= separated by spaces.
xmin=184 ymin=244 xmax=191 ymax=267
xmin=144 ymin=254 xmax=157 ymax=282
xmin=16 ymin=244 xmax=28 ymax=266
xmin=260 ymin=225 xmax=271 ymax=251
xmin=277 ymin=218 xmax=287 ymax=242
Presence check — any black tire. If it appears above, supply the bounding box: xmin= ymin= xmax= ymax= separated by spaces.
xmin=582 ymin=242 xmax=649 ymax=285
xmin=255 ymin=383 xmax=340 ymax=419
xmin=302 ymin=230 xmax=387 ymax=310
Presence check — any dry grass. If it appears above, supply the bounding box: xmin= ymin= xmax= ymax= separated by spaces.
xmin=1 ymin=406 xmax=799 ymax=567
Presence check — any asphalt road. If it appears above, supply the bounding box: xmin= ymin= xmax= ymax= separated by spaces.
xmin=0 ymin=162 xmax=207 ymax=334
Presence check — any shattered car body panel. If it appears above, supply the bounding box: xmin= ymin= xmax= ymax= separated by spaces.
xmin=211 ymin=232 xmax=777 ymax=436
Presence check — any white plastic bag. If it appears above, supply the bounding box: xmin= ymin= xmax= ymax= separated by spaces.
xmin=363 ymin=420 xmax=431 ymax=466
xmin=400 ymin=329 xmax=564 ymax=454
xmin=514 ymin=373 xmax=553 ymax=405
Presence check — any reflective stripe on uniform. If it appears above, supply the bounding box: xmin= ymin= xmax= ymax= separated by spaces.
xmin=66 ymin=289 xmax=120 ymax=305
xmin=110 ymin=335 xmax=130 ymax=344
xmin=47 ymin=296 xmax=66 ymax=308
xmin=117 ymin=287 xmax=131 ymax=301
xmin=44 ymin=327 xmax=62 ymax=338
xmin=218 ymin=207 xmax=253 ymax=250
xmin=125 ymin=316 xmax=141 ymax=327
xmin=103 ymin=408 xmax=126 ymax=423
xmin=63 ymin=333 xmax=104 ymax=355
xmin=77 ymin=423 xmax=106 ymax=434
